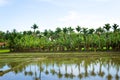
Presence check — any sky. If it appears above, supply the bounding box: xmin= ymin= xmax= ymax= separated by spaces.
xmin=0 ymin=0 xmax=120 ymax=32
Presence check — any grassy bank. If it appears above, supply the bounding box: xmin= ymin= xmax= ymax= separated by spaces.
xmin=0 ymin=52 xmax=120 ymax=58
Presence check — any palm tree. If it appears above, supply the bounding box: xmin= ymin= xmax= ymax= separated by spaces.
xmin=88 ymin=28 xmax=95 ymax=34
xmin=103 ymin=23 xmax=111 ymax=32
xmin=68 ymin=27 xmax=75 ymax=50
xmin=43 ymin=29 xmax=48 ymax=37
xmin=31 ymin=24 xmax=39 ymax=33
xmin=63 ymin=27 xmax=68 ymax=34
xmin=68 ymin=27 xmax=74 ymax=34
xmin=36 ymin=30 xmax=40 ymax=35
xmin=82 ymin=28 xmax=88 ymax=50
xmin=23 ymin=31 xmax=27 ymax=35
xmin=27 ymin=30 xmax=33 ymax=35
xmin=55 ymin=27 xmax=62 ymax=34
xmin=76 ymin=26 xmax=81 ymax=33
xmin=103 ymin=24 xmax=111 ymax=50
xmin=112 ymin=24 xmax=119 ymax=32
xmin=96 ymin=27 xmax=105 ymax=35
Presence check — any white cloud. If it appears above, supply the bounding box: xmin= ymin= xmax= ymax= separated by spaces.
xmin=89 ymin=0 xmax=111 ymax=2
xmin=59 ymin=11 xmax=80 ymax=22
xmin=0 ymin=0 xmax=9 ymax=6
xmin=57 ymin=11 xmax=120 ymax=29
xmin=35 ymin=0 xmax=54 ymax=2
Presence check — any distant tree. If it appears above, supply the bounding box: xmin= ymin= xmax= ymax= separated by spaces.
xmin=68 ymin=27 xmax=74 ymax=34
xmin=36 ymin=30 xmax=40 ymax=35
xmin=88 ymin=28 xmax=95 ymax=34
xmin=96 ymin=27 xmax=105 ymax=34
xmin=55 ymin=27 xmax=62 ymax=34
xmin=112 ymin=24 xmax=119 ymax=32
xmin=76 ymin=26 xmax=81 ymax=33
xmin=103 ymin=23 xmax=111 ymax=32
xmin=27 ymin=31 xmax=32 ymax=35
xmin=31 ymin=24 xmax=39 ymax=33
xmin=63 ymin=27 xmax=68 ymax=34
xmin=43 ymin=29 xmax=48 ymax=37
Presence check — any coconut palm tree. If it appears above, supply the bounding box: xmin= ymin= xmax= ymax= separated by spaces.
xmin=31 ymin=24 xmax=39 ymax=33
xmin=103 ymin=24 xmax=111 ymax=50
xmin=82 ymin=28 xmax=88 ymax=50
xmin=76 ymin=26 xmax=81 ymax=33
xmin=96 ymin=27 xmax=105 ymax=35
xmin=27 ymin=30 xmax=33 ymax=35
xmin=112 ymin=24 xmax=119 ymax=32
xmin=63 ymin=27 xmax=68 ymax=34
xmin=88 ymin=28 xmax=95 ymax=34
xmin=36 ymin=30 xmax=40 ymax=36
xmin=103 ymin=23 xmax=111 ymax=32
xmin=43 ymin=29 xmax=48 ymax=37
xmin=55 ymin=27 xmax=62 ymax=34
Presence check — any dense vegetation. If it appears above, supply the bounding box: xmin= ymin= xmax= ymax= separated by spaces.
xmin=0 ymin=23 xmax=120 ymax=52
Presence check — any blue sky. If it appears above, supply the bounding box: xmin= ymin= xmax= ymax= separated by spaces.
xmin=0 ymin=0 xmax=120 ymax=32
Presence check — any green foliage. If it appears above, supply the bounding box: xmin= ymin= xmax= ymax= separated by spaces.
xmin=0 ymin=23 xmax=120 ymax=52
xmin=103 ymin=47 xmax=107 ymax=50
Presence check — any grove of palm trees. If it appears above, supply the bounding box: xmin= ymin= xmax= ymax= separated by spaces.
xmin=0 ymin=23 xmax=120 ymax=52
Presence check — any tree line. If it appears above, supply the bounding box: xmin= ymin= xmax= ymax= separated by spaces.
xmin=0 ymin=23 xmax=120 ymax=52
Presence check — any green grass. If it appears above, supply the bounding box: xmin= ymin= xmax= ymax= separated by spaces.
xmin=0 ymin=49 xmax=10 ymax=53
xmin=0 ymin=52 xmax=119 ymax=63
xmin=0 ymin=52 xmax=120 ymax=58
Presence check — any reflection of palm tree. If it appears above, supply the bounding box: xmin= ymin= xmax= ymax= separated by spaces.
xmin=69 ymin=65 xmax=75 ymax=79
xmin=91 ymin=63 xmax=96 ymax=76
xmin=45 ymin=64 xmax=49 ymax=75
xmin=24 ymin=71 xmax=28 ymax=76
xmin=115 ymin=65 xmax=119 ymax=80
xmin=84 ymin=62 xmax=88 ymax=77
xmin=106 ymin=61 xmax=112 ymax=80
xmin=64 ymin=64 xmax=69 ymax=78
xmin=34 ymin=77 xmax=40 ymax=80
xmin=98 ymin=61 xmax=104 ymax=77
xmin=106 ymin=74 xmax=112 ymax=80
xmin=28 ymin=65 xmax=33 ymax=76
xmin=39 ymin=63 xmax=44 ymax=80
xmin=57 ymin=66 xmax=63 ymax=79
xmin=78 ymin=63 xmax=83 ymax=79
xmin=50 ymin=63 xmax=56 ymax=75
xmin=33 ymin=65 xmax=40 ymax=80
xmin=34 ymin=65 xmax=38 ymax=80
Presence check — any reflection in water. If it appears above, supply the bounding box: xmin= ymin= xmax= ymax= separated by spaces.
xmin=0 ymin=57 xmax=120 ymax=80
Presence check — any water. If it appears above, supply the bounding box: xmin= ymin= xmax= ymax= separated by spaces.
xmin=0 ymin=57 xmax=120 ymax=80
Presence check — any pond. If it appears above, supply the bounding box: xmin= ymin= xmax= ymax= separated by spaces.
xmin=0 ymin=57 xmax=120 ymax=80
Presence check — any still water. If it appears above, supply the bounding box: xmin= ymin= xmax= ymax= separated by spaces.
xmin=0 ymin=57 xmax=120 ymax=80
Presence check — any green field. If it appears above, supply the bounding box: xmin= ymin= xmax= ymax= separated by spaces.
xmin=0 ymin=51 xmax=120 ymax=58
